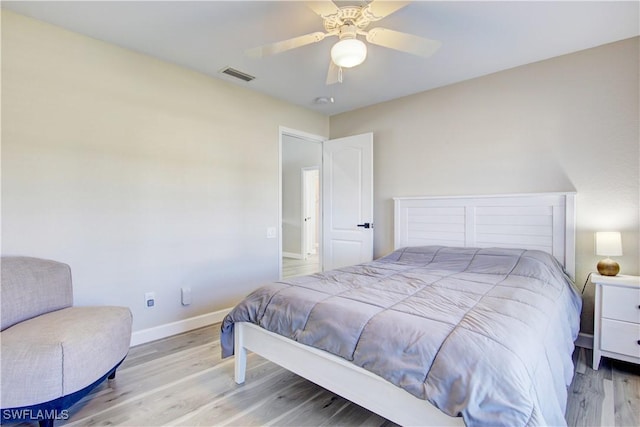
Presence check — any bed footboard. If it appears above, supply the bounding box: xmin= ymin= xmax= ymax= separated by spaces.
xmin=233 ymin=322 xmax=464 ymax=427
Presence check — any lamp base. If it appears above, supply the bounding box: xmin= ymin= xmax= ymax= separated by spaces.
xmin=597 ymin=258 xmax=620 ymax=276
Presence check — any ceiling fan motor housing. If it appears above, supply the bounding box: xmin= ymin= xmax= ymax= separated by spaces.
xmin=338 ymin=24 xmax=358 ymax=41
xmin=323 ymin=6 xmax=371 ymax=32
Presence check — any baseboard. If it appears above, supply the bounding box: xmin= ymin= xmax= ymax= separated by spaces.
xmin=575 ymin=332 xmax=594 ymax=350
xmin=283 ymin=252 xmax=303 ymax=260
xmin=130 ymin=307 xmax=232 ymax=347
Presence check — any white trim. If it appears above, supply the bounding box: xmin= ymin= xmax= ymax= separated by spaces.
xmin=130 ymin=307 xmax=231 ymax=347
xmin=282 ymin=251 xmax=304 ymax=260
xmin=393 ymin=191 xmax=576 ymax=201
xmin=279 ymin=126 xmax=327 ymax=280
xmin=279 ymin=126 xmax=327 ymax=143
xmin=576 ymin=332 xmax=594 ymax=350
xmin=278 ymin=129 xmax=283 ymax=280
xmin=564 ymin=193 xmax=576 ymax=281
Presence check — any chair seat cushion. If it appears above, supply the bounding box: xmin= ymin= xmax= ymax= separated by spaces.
xmin=1 ymin=306 xmax=132 ymax=408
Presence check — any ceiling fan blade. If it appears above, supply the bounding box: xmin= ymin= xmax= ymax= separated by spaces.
xmin=366 ymin=27 xmax=441 ymax=57
xmin=246 ymin=32 xmax=327 ymax=58
xmin=326 ymin=60 xmax=340 ymax=85
xmin=307 ymin=1 xmax=340 ymax=19
xmin=363 ymin=1 xmax=411 ymax=21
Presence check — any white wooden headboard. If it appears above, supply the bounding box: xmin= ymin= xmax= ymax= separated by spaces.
xmin=393 ymin=192 xmax=576 ymax=279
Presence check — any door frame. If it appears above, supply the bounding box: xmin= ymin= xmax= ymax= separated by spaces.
xmin=278 ymin=126 xmax=326 ymax=280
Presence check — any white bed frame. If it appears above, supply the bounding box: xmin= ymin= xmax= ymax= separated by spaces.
xmin=234 ymin=192 xmax=576 ymax=426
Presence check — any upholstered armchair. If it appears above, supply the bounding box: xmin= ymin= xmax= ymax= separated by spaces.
xmin=1 ymin=257 xmax=133 ymax=427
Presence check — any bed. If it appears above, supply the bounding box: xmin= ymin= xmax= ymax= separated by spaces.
xmin=221 ymin=192 xmax=581 ymax=426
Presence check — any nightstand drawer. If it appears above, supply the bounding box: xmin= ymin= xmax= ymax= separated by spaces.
xmin=602 ymin=286 xmax=640 ymax=323
xmin=601 ymin=318 xmax=640 ymax=358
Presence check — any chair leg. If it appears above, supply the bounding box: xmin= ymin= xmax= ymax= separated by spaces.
xmin=39 ymin=418 xmax=54 ymax=427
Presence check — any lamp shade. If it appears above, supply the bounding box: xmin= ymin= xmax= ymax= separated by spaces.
xmin=595 ymin=231 xmax=623 ymax=256
xmin=331 ymin=38 xmax=367 ymax=68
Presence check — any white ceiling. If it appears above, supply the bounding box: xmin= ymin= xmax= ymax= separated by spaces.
xmin=3 ymin=1 xmax=638 ymax=116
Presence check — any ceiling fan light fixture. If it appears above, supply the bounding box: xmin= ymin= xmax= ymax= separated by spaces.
xmin=331 ymin=38 xmax=367 ymax=68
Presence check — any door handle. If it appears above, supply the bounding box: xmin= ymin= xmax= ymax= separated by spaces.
xmin=357 ymin=223 xmax=372 ymax=229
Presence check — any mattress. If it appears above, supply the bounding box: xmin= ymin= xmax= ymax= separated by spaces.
xmin=221 ymin=246 xmax=582 ymax=426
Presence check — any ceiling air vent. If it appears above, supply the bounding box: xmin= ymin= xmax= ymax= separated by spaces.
xmin=220 ymin=67 xmax=255 ymax=82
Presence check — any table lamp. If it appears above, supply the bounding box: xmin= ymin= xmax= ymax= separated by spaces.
xmin=595 ymin=231 xmax=623 ymax=276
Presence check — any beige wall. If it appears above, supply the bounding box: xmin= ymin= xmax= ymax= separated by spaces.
xmin=330 ymin=37 xmax=640 ymax=333
xmin=1 ymin=11 xmax=329 ymax=331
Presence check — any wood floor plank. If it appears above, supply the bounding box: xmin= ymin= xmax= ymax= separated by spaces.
xmin=601 ymin=379 xmax=615 ymax=427
xmin=320 ymin=400 xmax=390 ymax=426
xmin=266 ymin=391 xmax=353 ymax=426
xmin=218 ymin=375 xmax=323 ymax=426
xmin=170 ymin=369 xmax=304 ymax=426
xmin=565 ymin=369 xmax=606 ymax=426
xmin=63 ymin=341 xmax=223 ymax=422
xmin=67 ymin=355 xmax=279 ymax=427
xmin=575 ymin=347 xmax=588 ymax=375
xmin=282 ymin=256 xmax=320 ymax=278
xmin=612 ymin=361 xmax=640 ymax=427
xmin=124 ymin=326 xmax=218 ymax=368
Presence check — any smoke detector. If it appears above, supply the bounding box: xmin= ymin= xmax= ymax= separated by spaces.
xmin=313 ymin=96 xmax=335 ymax=105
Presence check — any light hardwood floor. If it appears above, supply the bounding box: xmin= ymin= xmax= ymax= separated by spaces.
xmin=282 ymin=255 xmax=320 ymax=279
xmin=10 ymin=325 xmax=640 ymax=427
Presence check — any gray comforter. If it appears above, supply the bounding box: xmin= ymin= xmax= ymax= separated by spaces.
xmin=221 ymin=246 xmax=582 ymax=426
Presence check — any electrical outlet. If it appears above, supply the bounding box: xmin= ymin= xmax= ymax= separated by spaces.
xmin=145 ymin=292 xmax=156 ymax=308
xmin=267 ymin=227 xmax=277 ymax=238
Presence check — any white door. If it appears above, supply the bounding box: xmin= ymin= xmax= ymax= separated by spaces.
xmin=322 ymin=133 xmax=373 ymax=270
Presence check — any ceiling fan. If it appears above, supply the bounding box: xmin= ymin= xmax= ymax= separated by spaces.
xmin=246 ymin=1 xmax=442 ymax=85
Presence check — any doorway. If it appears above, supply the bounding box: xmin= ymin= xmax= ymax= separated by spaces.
xmin=302 ymin=167 xmax=320 ymax=258
xmin=280 ymin=128 xmax=324 ymax=279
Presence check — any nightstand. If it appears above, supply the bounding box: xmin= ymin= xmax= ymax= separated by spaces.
xmin=592 ymin=273 xmax=640 ymax=370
